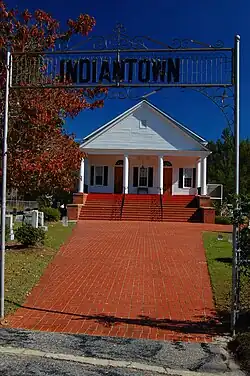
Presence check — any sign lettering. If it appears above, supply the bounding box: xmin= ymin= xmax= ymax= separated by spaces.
xmin=59 ymin=58 xmax=180 ymax=85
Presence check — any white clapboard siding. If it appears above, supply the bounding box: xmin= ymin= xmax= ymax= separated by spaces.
xmin=82 ymin=103 xmax=204 ymax=151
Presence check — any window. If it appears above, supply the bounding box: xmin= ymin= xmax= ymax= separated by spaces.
xmin=95 ymin=166 xmax=103 ymax=185
xmin=139 ymin=166 xmax=148 ymax=187
xmin=133 ymin=167 xmax=153 ymax=187
xmin=115 ymin=160 xmax=123 ymax=166
xmin=90 ymin=166 xmax=108 ymax=186
xmin=163 ymin=160 xmax=172 ymax=167
xmin=183 ymin=168 xmax=193 ymax=188
xmin=139 ymin=120 xmax=147 ymax=129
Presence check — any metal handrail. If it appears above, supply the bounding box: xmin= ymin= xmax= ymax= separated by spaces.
xmin=159 ymin=189 xmax=163 ymax=222
xmin=120 ymin=187 xmax=126 ymax=219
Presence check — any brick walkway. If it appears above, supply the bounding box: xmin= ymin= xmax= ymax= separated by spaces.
xmin=7 ymin=221 xmax=232 ymax=342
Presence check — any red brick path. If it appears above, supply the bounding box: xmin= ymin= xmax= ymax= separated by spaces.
xmin=7 ymin=221 xmax=232 ymax=342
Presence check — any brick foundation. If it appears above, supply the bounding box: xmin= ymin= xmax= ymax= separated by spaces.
xmin=73 ymin=193 xmax=88 ymax=205
xmin=201 ymin=207 xmax=215 ymax=224
xmin=197 ymin=195 xmax=212 ymax=208
xmin=67 ymin=204 xmax=83 ymax=220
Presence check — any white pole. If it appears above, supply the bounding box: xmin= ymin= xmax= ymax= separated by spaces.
xmin=158 ymin=156 xmax=164 ymax=195
xmin=201 ymin=157 xmax=207 ymax=195
xmin=1 ymin=46 xmax=11 ymax=319
xmin=123 ymin=155 xmax=129 ymax=194
xmin=79 ymin=158 xmax=84 ymax=193
xmin=196 ymin=158 xmax=201 ymax=190
xmin=231 ymin=34 xmax=240 ymax=335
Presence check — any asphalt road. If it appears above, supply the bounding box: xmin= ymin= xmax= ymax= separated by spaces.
xmin=0 ymin=328 xmax=245 ymax=375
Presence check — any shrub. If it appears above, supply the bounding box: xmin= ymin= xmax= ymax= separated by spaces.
xmin=229 ymin=332 xmax=250 ymax=373
xmin=213 ymin=200 xmax=222 ymax=216
xmin=215 ymin=215 xmax=232 ymax=225
xmin=41 ymin=207 xmax=60 ymax=222
xmin=15 ymin=224 xmax=45 ymax=247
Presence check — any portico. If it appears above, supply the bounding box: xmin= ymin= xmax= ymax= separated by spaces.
xmin=78 ymin=152 xmax=208 ymax=196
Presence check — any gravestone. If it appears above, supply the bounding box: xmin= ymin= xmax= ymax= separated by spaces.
xmin=5 ymin=214 xmax=14 ymax=241
xmin=0 ymin=213 xmax=14 ymax=241
xmin=23 ymin=212 xmax=33 ymax=226
xmin=15 ymin=214 xmax=24 ymax=223
xmin=23 ymin=210 xmax=38 ymax=228
xmin=62 ymin=216 xmax=68 ymax=227
xmin=32 ymin=210 xmax=39 ymax=228
xmin=38 ymin=211 xmax=44 ymax=227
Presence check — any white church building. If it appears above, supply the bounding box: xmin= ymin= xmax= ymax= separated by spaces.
xmin=78 ymin=100 xmax=210 ymax=197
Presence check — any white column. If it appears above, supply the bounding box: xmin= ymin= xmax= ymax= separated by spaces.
xmin=201 ymin=157 xmax=207 ymax=196
xmin=123 ymin=154 xmax=129 ymax=194
xmin=79 ymin=158 xmax=85 ymax=193
xmin=158 ymin=155 xmax=164 ymax=195
xmin=196 ymin=158 xmax=201 ymax=191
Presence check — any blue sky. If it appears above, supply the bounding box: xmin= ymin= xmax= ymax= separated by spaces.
xmin=10 ymin=0 xmax=248 ymax=142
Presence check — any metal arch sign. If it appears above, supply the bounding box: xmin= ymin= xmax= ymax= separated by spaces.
xmin=10 ymin=23 xmax=234 ymax=89
xmin=0 ymin=23 xmax=241 ymax=338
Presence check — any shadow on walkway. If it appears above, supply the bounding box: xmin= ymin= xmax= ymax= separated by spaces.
xmin=7 ymin=300 xmax=229 ymax=336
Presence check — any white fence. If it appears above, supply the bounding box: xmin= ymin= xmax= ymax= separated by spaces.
xmin=5 ymin=200 xmax=38 ymax=211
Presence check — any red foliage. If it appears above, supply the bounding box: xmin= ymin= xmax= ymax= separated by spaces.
xmin=0 ymin=1 xmax=107 ymax=196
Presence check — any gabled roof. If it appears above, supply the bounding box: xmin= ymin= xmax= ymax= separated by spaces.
xmin=81 ymin=100 xmax=208 ymax=149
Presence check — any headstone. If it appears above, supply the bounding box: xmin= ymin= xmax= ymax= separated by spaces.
xmin=62 ymin=216 xmax=68 ymax=227
xmin=32 ymin=210 xmax=39 ymax=228
xmin=23 ymin=210 xmax=38 ymax=228
xmin=38 ymin=211 xmax=44 ymax=227
xmin=6 ymin=214 xmax=14 ymax=241
xmin=23 ymin=212 xmax=33 ymax=226
xmin=15 ymin=214 xmax=24 ymax=223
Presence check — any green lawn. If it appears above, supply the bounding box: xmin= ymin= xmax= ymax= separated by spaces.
xmin=203 ymin=232 xmax=250 ymax=326
xmin=204 ymin=232 xmax=250 ymax=374
xmin=5 ymin=222 xmax=75 ymax=316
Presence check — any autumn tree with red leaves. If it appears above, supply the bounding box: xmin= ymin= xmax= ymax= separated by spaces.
xmin=0 ymin=1 xmax=106 ymax=197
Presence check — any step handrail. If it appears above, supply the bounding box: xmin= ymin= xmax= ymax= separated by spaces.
xmin=120 ymin=188 xmax=126 ymax=219
xmin=159 ymin=188 xmax=163 ymax=222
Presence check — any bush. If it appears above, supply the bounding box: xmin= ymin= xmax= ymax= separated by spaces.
xmin=215 ymin=215 xmax=232 ymax=225
xmin=15 ymin=224 xmax=45 ymax=247
xmin=229 ymin=332 xmax=250 ymax=373
xmin=41 ymin=207 xmax=60 ymax=222
xmin=213 ymin=200 xmax=222 ymax=216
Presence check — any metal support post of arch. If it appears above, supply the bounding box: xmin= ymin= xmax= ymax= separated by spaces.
xmin=231 ymin=35 xmax=240 ymax=336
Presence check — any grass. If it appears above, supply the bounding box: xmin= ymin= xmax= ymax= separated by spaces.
xmin=5 ymin=222 xmax=75 ymax=316
xmin=203 ymin=232 xmax=250 ymax=374
xmin=203 ymin=232 xmax=250 ymax=324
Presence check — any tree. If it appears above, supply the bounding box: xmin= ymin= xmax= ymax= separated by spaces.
xmin=0 ymin=1 xmax=107 ymax=196
xmin=208 ymin=128 xmax=250 ymax=202
xmin=207 ymin=128 xmax=235 ymax=200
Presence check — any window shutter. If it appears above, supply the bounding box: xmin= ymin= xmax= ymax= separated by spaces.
xmin=133 ymin=167 xmax=138 ymax=187
xmin=193 ymin=168 xmax=196 ymax=188
xmin=148 ymin=167 xmax=153 ymax=187
xmin=90 ymin=166 xmax=94 ymax=186
xmin=178 ymin=168 xmax=183 ymax=188
xmin=104 ymin=166 xmax=108 ymax=186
